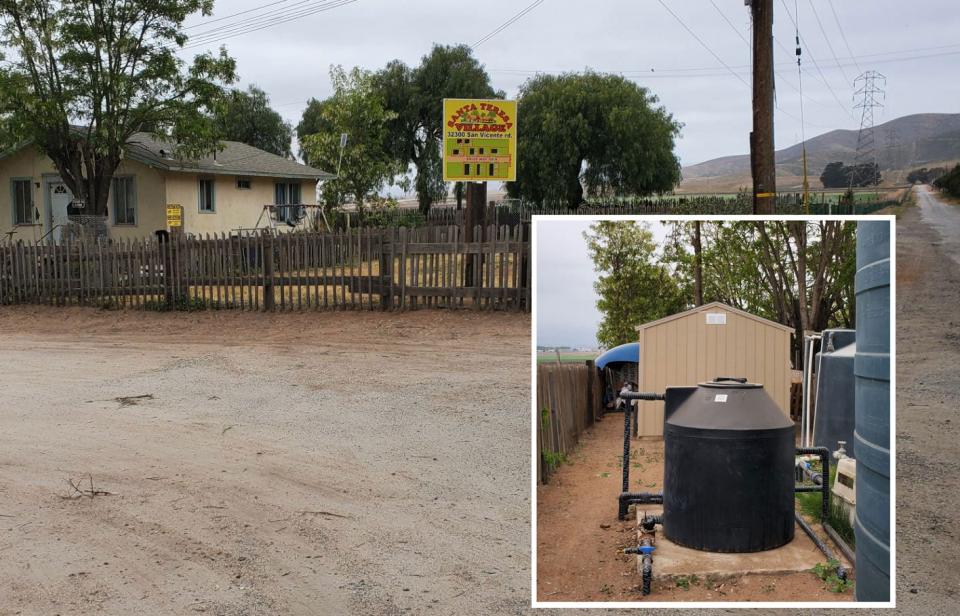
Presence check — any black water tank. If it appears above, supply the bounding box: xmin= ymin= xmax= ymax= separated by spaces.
xmin=663 ymin=379 xmax=795 ymax=552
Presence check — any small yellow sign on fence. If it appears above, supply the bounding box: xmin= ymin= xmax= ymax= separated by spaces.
xmin=442 ymin=98 xmax=517 ymax=182
xmin=166 ymin=204 xmax=183 ymax=228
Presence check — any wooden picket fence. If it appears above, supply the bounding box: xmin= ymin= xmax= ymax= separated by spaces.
xmin=0 ymin=224 xmax=530 ymax=312
xmin=536 ymin=361 xmax=603 ymax=484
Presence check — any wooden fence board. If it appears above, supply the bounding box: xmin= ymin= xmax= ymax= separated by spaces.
xmin=0 ymin=224 xmax=531 ymax=312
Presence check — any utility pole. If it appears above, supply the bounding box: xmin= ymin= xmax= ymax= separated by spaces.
xmin=749 ymin=0 xmax=776 ymax=215
xmin=463 ymin=181 xmax=487 ymax=287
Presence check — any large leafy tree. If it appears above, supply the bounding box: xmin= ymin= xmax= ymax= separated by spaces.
xmin=213 ymin=84 xmax=292 ymax=157
xmin=585 ymin=221 xmax=685 ymax=348
xmin=0 ymin=0 xmax=236 ymax=217
xmin=508 ymin=72 xmax=682 ymax=208
xmin=300 ymin=66 xmax=400 ymax=215
xmin=663 ymin=221 xmax=857 ymax=362
xmin=372 ymin=44 xmax=501 ymax=214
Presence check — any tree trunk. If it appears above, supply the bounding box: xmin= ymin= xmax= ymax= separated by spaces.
xmin=566 ymin=169 xmax=584 ymax=209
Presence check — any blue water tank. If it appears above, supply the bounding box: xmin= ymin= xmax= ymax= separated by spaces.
xmin=854 ymin=221 xmax=891 ymax=602
xmin=813 ymin=329 xmax=856 ymax=457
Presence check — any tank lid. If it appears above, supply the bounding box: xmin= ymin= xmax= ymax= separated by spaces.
xmin=666 ymin=380 xmax=793 ymax=431
xmin=698 ymin=377 xmax=762 ymax=389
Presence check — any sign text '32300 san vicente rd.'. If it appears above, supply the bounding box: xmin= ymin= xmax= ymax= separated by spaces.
xmin=442 ymin=98 xmax=517 ymax=182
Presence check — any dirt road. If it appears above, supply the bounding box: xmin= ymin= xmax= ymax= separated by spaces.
xmin=0 ymin=309 xmax=530 ymax=616
xmin=891 ymin=186 xmax=960 ymax=613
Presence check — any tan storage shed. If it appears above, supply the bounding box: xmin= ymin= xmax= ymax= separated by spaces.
xmin=635 ymin=302 xmax=793 ymax=437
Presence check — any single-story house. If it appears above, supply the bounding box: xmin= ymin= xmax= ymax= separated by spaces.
xmin=0 ymin=133 xmax=334 ymax=242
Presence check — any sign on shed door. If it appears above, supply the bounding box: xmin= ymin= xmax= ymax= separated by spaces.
xmin=49 ymin=182 xmax=73 ymax=242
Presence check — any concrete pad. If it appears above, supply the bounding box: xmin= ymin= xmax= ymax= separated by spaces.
xmin=635 ymin=509 xmax=826 ymax=577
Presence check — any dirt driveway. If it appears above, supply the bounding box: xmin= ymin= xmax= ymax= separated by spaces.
xmin=0 ymin=308 xmax=530 ymax=616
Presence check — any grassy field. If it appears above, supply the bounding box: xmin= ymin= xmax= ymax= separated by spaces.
xmin=536 ymin=351 xmax=598 ymax=364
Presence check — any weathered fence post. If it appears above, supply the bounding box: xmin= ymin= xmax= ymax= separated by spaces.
xmin=378 ymin=229 xmax=390 ymax=310
xmin=585 ymin=359 xmax=597 ymax=423
xmin=263 ymin=234 xmax=275 ymax=311
xmin=156 ymin=230 xmax=174 ymax=308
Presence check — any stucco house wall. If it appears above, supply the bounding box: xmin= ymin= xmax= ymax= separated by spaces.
xmin=165 ymin=172 xmax=316 ymax=237
xmin=1 ymin=137 xmax=328 ymax=242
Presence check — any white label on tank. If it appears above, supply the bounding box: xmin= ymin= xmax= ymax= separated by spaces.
xmin=714 ymin=394 xmax=728 ymax=402
xmin=706 ymin=313 xmax=727 ymax=325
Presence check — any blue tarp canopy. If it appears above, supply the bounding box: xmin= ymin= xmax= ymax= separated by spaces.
xmin=595 ymin=342 xmax=640 ymax=370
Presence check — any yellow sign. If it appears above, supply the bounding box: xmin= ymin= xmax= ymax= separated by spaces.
xmin=166 ymin=204 xmax=183 ymax=228
xmin=442 ymin=98 xmax=517 ymax=182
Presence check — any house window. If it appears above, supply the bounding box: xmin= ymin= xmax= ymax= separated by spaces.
xmin=274 ymin=182 xmax=303 ymax=224
xmin=453 ymin=149 xmax=459 ymax=155
xmin=489 ymin=163 xmax=495 ymax=176
xmin=198 ymin=178 xmax=215 ymax=213
xmin=236 ymin=177 xmax=252 ymax=190
xmin=491 ymin=148 xmax=498 ymax=154
xmin=469 ymin=148 xmax=475 ymax=155
xmin=11 ymin=179 xmax=33 ymax=225
xmin=112 ymin=176 xmax=136 ymax=225
xmin=463 ymin=164 xmax=471 ymax=176
xmin=479 ymin=148 xmax=485 ymax=154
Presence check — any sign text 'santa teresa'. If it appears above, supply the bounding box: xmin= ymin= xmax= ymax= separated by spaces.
xmin=447 ymin=102 xmax=514 ymax=133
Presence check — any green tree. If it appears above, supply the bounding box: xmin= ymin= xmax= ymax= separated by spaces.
xmin=296 ymin=97 xmax=326 ymax=164
xmin=372 ymin=44 xmax=501 ymax=214
xmin=584 ymin=221 xmax=685 ymax=348
xmin=508 ymin=72 xmax=681 ymax=208
xmin=820 ymin=161 xmax=881 ymax=188
xmin=213 ymin=85 xmax=292 ymax=157
xmin=0 ymin=0 xmax=236 ymax=217
xmin=663 ymin=221 xmax=856 ymax=363
xmin=933 ymin=164 xmax=960 ymax=198
xmin=300 ymin=66 xmax=401 ymax=215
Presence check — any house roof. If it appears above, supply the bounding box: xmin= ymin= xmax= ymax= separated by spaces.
xmin=123 ymin=133 xmax=333 ymax=180
xmin=0 ymin=132 xmax=333 ymax=181
xmin=636 ymin=301 xmax=794 ymax=334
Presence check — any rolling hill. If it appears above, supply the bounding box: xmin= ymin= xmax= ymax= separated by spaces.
xmin=679 ymin=113 xmax=960 ymax=192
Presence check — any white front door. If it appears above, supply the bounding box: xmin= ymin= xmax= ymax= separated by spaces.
xmin=48 ymin=181 xmax=73 ymax=242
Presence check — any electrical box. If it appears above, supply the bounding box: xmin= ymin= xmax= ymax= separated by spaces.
xmin=831 ymin=457 xmax=857 ymax=525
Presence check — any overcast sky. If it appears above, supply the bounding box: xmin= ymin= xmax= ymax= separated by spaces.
xmin=536 ymin=220 xmax=670 ymax=349
xmin=177 ymin=0 xmax=960 ymax=167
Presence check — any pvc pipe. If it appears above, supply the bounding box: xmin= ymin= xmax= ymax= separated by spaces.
xmin=795 ymin=511 xmax=847 ymax=580
xmin=618 ymin=491 xmax=664 ymax=520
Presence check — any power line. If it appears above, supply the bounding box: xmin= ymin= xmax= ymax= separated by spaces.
xmin=489 ymin=45 xmax=960 ymax=79
xmin=471 ymin=0 xmax=545 ymax=48
xmin=807 ymin=0 xmax=850 ymax=85
xmin=175 ymin=0 xmax=357 ymax=51
xmin=655 ymin=0 xmax=750 ymax=89
xmin=708 ymin=1 xmax=835 ymax=117
xmin=826 ymin=0 xmax=861 ymax=74
xmin=182 ymin=0 xmax=355 ymax=49
xmin=778 ymin=0 xmax=852 ymax=119
xmin=182 ymin=0 xmax=303 ymax=31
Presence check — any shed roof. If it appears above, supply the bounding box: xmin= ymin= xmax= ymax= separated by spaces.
xmin=635 ymin=301 xmax=794 ymax=334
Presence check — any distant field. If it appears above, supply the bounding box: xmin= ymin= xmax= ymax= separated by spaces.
xmin=536 ymin=351 xmax=598 ymax=364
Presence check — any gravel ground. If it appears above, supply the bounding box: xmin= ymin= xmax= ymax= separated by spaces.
xmin=3 ymin=192 xmax=960 ymax=616
xmin=0 ymin=309 xmax=531 ymax=616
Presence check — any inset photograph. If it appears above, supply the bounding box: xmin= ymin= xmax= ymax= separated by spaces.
xmin=533 ymin=217 xmax=893 ymax=607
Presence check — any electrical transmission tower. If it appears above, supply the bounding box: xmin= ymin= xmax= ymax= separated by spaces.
xmin=851 ymin=71 xmax=886 ymax=189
